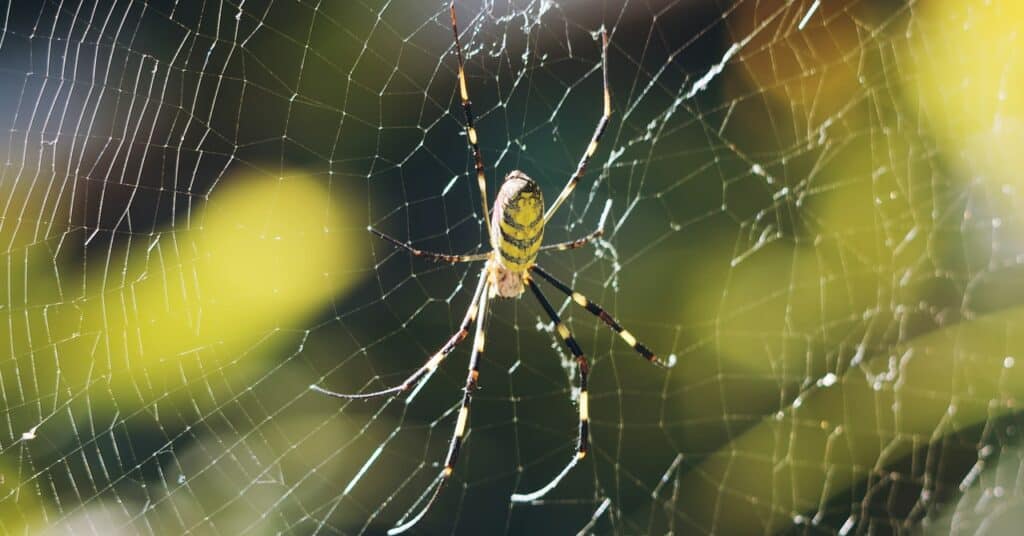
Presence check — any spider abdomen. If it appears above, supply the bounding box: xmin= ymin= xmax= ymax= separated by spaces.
xmin=491 ymin=171 xmax=545 ymax=277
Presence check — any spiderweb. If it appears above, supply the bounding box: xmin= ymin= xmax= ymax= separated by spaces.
xmin=2 ymin=0 xmax=1023 ymax=533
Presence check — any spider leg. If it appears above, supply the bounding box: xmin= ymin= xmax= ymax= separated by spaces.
xmin=450 ymin=2 xmax=492 ymax=237
xmin=370 ymin=227 xmax=491 ymax=264
xmin=538 ymin=228 xmax=603 ymax=253
xmin=310 ymin=268 xmax=488 ymax=400
xmin=510 ymin=276 xmax=590 ymax=502
xmin=387 ymin=279 xmax=492 ymax=535
xmin=540 ymin=198 xmax=613 ymax=253
xmin=542 ymin=29 xmax=611 ymax=226
xmin=530 ymin=264 xmax=669 ymax=368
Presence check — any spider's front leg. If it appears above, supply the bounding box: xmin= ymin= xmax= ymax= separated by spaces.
xmin=510 ymin=275 xmax=591 ymax=503
xmin=530 ymin=264 xmax=671 ymax=368
xmin=387 ymin=280 xmax=491 ymax=535
xmin=310 ymin=268 xmax=488 ymax=400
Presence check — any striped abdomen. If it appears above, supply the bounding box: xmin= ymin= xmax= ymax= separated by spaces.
xmin=491 ymin=171 xmax=544 ymax=273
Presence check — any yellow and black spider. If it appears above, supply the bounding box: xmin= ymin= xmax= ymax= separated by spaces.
xmin=312 ymin=3 xmax=668 ymax=533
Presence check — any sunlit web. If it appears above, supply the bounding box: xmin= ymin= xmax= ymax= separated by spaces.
xmin=0 ymin=0 xmax=1022 ymax=534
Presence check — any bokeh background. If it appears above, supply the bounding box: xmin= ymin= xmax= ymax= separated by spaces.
xmin=2 ymin=0 xmax=1024 ymax=534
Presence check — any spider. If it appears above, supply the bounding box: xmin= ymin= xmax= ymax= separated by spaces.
xmin=311 ymin=3 xmax=668 ymax=533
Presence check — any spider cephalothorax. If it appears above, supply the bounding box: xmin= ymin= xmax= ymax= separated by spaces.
xmin=310 ymin=3 xmax=669 ymax=534
xmin=489 ymin=171 xmax=544 ymax=297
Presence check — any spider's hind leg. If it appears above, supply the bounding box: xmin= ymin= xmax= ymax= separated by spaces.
xmin=542 ymin=29 xmax=612 ymax=226
xmin=449 ymin=1 xmax=492 ymax=237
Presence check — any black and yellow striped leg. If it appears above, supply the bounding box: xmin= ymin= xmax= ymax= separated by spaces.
xmin=540 ymin=198 xmax=612 ymax=254
xmin=369 ymin=228 xmax=491 ymax=264
xmin=530 ymin=264 xmax=668 ymax=368
xmin=444 ymin=277 xmax=489 ymax=476
xmin=450 ymin=2 xmax=491 ymax=237
xmin=311 ymin=269 xmax=488 ymax=401
xmin=387 ymin=281 xmax=491 ymax=535
xmin=526 ymin=276 xmax=591 ymax=460
xmin=538 ymin=228 xmax=603 ymax=254
xmin=542 ymin=29 xmax=611 ymax=225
